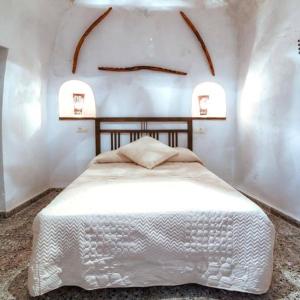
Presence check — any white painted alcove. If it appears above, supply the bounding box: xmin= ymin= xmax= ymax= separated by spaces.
xmin=59 ymin=80 xmax=96 ymax=118
xmin=192 ymin=82 xmax=226 ymax=118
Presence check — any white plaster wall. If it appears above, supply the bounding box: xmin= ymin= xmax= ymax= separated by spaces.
xmin=235 ymin=0 xmax=300 ymax=221
xmin=47 ymin=3 xmax=238 ymax=187
xmin=0 ymin=0 xmax=70 ymax=211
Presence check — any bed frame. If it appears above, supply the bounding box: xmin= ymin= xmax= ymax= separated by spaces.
xmin=95 ymin=117 xmax=193 ymax=155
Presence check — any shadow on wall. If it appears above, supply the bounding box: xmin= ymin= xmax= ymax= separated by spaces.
xmin=0 ymin=46 xmax=8 ymax=211
xmin=94 ymin=73 xmax=192 ymax=117
xmin=47 ymin=119 xmax=95 ymax=185
xmin=234 ymin=0 xmax=259 ymax=185
xmin=236 ymin=0 xmax=300 ymax=220
xmin=2 ymin=56 xmax=50 ymax=211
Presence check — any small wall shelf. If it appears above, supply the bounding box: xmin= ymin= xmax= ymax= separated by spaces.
xmin=59 ymin=117 xmax=226 ymax=121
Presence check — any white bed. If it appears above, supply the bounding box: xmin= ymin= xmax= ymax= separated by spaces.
xmin=28 ymin=159 xmax=275 ymax=296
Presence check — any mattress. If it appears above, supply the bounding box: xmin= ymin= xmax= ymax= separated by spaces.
xmin=28 ymin=162 xmax=275 ymax=296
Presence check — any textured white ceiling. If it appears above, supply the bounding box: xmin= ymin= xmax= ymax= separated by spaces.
xmin=71 ymin=0 xmax=240 ymax=10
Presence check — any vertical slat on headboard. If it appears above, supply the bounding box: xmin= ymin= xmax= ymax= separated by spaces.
xmin=118 ymin=132 xmax=121 ymax=148
xmin=114 ymin=133 xmax=117 ymax=150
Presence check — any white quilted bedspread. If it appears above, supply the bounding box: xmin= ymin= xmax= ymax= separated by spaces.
xmin=28 ymin=162 xmax=275 ymax=296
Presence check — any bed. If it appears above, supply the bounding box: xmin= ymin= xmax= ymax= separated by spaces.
xmin=28 ymin=117 xmax=275 ymax=296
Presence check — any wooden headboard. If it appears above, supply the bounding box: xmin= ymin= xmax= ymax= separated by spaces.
xmin=95 ymin=117 xmax=193 ymax=155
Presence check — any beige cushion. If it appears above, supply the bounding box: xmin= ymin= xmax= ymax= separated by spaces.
xmin=119 ymin=136 xmax=178 ymax=169
xmin=168 ymin=147 xmax=203 ymax=164
xmin=89 ymin=149 xmax=131 ymax=166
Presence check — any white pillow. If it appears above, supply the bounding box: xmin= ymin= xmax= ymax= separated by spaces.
xmin=89 ymin=149 xmax=131 ymax=166
xmin=168 ymin=147 xmax=203 ymax=164
xmin=119 ymin=136 xmax=178 ymax=169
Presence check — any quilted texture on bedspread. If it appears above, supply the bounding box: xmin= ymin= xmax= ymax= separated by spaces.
xmin=29 ymin=212 xmax=274 ymax=296
xmin=28 ymin=163 xmax=274 ymax=296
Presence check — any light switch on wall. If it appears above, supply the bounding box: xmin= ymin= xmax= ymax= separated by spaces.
xmin=77 ymin=127 xmax=88 ymax=133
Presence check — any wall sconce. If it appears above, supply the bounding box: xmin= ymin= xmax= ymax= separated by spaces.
xmin=198 ymin=95 xmax=210 ymax=116
xmin=73 ymin=93 xmax=85 ymax=116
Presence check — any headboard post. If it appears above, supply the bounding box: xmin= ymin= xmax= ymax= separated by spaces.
xmin=187 ymin=119 xmax=193 ymax=151
xmin=95 ymin=120 xmax=100 ymax=155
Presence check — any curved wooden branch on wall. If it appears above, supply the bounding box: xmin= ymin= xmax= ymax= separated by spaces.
xmin=98 ymin=66 xmax=188 ymax=76
xmin=180 ymin=11 xmax=215 ymax=76
xmin=72 ymin=7 xmax=112 ymax=74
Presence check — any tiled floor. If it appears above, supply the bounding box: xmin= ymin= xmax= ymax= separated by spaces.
xmin=0 ymin=190 xmax=299 ymax=300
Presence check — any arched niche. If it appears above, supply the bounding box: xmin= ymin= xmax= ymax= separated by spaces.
xmin=58 ymin=80 xmax=96 ymax=118
xmin=192 ymin=82 xmax=226 ymax=118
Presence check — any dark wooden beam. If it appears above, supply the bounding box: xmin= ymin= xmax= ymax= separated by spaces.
xmin=98 ymin=66 xmax=187 ymax=76
xmin=180 ymin=11 xmax=215 ymax=76
xmin=72 ymin=7 xmax=112 ymax=74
